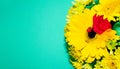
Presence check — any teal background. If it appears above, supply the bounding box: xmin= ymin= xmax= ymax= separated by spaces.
xmin=0 ymin=0 xmax=73 ymax=69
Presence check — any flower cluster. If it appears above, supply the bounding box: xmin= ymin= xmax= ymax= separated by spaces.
xmin=65 ymin=0 xmax=120 ymax=69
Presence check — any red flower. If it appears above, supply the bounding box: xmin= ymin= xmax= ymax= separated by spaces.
xmin=93 ymin=14 xmax=112 ymax=34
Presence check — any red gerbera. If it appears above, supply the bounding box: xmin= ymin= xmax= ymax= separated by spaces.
xmin=93 ymin=14 xmax=112 ymax=34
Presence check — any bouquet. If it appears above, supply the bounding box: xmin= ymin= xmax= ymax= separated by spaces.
xmin=64 ymin=0 xmax=120 ymax=69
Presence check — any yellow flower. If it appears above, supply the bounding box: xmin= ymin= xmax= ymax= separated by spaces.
xmin=94 ymin=61 xmax=103 ymax=69
xmin=71 ymin=61 xmax=82 ymax=69
xmin=114 ymin=48 xmax=120 ymax=68
xmin=94 ymin=55 xmax=119 ymax=69
xmin=92 ymin=0 xmax=120 ymax=21
xmin=82 ymin=64 xmax=92 ymax=69
xmin=75 ymin=0 xmax=93 ymax=5
xmin=65 ymin=8 xmax=117 ymax=64
xmin=101 ymin=56 xmax=117 ymax=69
xmin=68 ymin=1 xmax=85 ymax=16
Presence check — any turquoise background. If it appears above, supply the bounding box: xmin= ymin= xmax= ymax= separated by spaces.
xmin=0 ymin=0 xmax=73 ymax=69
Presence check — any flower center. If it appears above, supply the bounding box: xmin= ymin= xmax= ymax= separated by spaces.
xmin=87 ymin=27 xmax=96 ymax=38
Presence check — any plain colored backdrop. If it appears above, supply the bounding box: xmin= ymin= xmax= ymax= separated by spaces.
xmin=0 ymin=0 xmax=73 ymax=69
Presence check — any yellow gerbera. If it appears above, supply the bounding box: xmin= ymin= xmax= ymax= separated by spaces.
xmin=92 ymin=0 xmax=120 ymax=21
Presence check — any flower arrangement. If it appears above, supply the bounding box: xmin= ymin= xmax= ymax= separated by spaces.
xmin=64 ymin=0 xmax=120 ymax=69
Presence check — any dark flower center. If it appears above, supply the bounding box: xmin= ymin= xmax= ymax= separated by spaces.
xmin=87 ymin=27 xmax=96 ymax=38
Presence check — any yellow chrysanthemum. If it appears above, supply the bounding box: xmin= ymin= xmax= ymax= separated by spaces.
xmin=71 ymin=61 xmax=82 ymax=69
xmin=94 ymin=54 xmax=120 ymax=69
xmin=82 ymin=64 xmax=92 ymax=69
xmin=71 ymin=61 xmax=92 ymax=69
xmin=75 ymin=0 xmax=93 ymax=5
xmin=92 ymin=0 xmax=120 ymax=21
xmin=68 ymin=1 xmax=85 ymax=16
xmin=68 ymin=0 xmax=98 ymax=16
xmin=100 ymin=55 xmax=117 ymax=69
xmin=114 ymin=48 xmax=120 ymax=68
